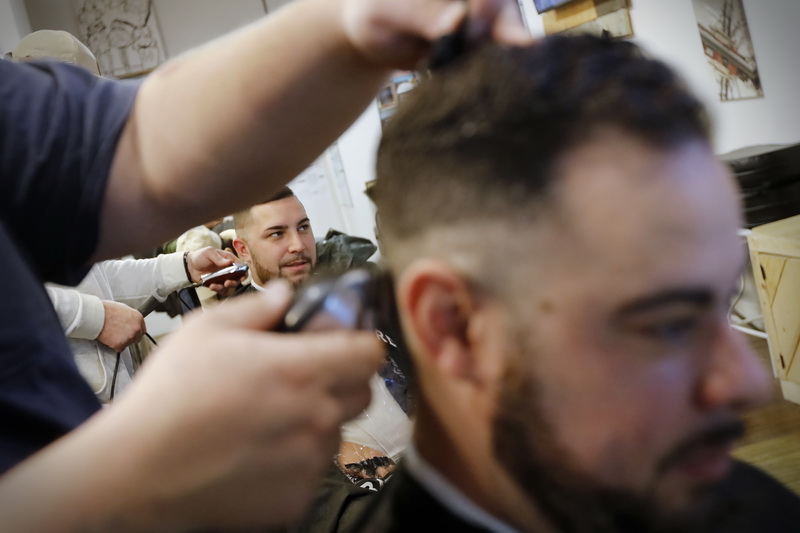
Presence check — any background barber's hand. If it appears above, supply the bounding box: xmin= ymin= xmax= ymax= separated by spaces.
xmin=342 ymin=0 xmax=532 ymax=69
xmin=186 ymin=246 xmax=245 ymax=294
xmin=97 ymin=300 xmax=146 ymax=352
xmin=103 ymin=280 xmax=384 ymax=530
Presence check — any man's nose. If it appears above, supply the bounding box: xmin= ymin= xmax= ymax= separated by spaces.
xmin=286 ymin=231 xmax=306 ymax=253
xmin=696 ymin=321 xmax=774 ymax=411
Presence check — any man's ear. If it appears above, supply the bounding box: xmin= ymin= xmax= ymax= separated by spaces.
xmin=398 ymin=259 xmax=483 ymax=384
xmin=232 ymin=238 xmax=250 ymax=263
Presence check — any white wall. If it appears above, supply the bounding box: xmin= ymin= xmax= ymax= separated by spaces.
xmin=151 ymin=0 xmax=264 ymax=58
xmin=0 ymin=0 xmax=31 ymax=56
xmin=520 ymin=0 xmax=800 ymax=155
xmin=20 ymin=0 xmax=77 ymax=39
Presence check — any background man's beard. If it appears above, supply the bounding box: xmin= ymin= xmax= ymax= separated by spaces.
xmin=252 ymin=259 xmax=310 ymax=287
xmin=491 ymin=330 xmax=741 ymax=533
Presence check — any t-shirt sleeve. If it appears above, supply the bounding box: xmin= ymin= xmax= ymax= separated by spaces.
xmin=0 ymin=59 xmax=140 ymax=284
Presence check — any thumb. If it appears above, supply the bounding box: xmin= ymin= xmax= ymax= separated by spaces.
xmin=202 ymin=279 xmax=294 ymax=331
xmin=209 ymin=249 xmax=235 ymax=268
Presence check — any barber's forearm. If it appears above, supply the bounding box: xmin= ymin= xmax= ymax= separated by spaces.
xmin=0 ymin=409 xmax=172 ymax=532
xmin=95 ymin=0 xmax=390 ymax=260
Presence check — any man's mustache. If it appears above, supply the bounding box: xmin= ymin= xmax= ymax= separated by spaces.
xmin=658 ymin=418 xmax=746 ymax=474
xmin=280 ymin=255 xmax=312 ymax=268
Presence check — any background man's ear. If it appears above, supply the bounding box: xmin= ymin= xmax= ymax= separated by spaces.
xmin=398 ymin=260 xmax=480 ymax=382
xmin=231 ymin=238 xmax=249 ymax=261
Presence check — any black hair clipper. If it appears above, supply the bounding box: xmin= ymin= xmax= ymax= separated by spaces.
xmin=279 ymin=267 xmax=393 ymax=333
xmin=278 ymin=266 xmax=414 ymax=382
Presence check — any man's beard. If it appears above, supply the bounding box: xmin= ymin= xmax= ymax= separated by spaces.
xmin=491 ymin=328 xmax=749 ymax=533
xmin=252 ymin=255 xmax=313 ymax=287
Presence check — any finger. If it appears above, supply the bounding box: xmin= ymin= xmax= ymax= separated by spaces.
xmin=491 ymin=1 xmax=533 ymax=44
xmin=408 ymin=0 xmax=467 ymax=41
xmin=208 ymin=250 xmax=234 ymax=268
xmin=217 ymin=249 xmax=240 ymax=263
xmin=206 ymin=282 xmax=224 ymax=293
xmin=254 ymin=330 xmax=383 ymax=420
xmin=467 ymin=0 xmax=531 ymax=43
xmin=348 ymin=0 xmax=466 ymax=46
xmin=201 ymin=279 xmax=293 ymax=331
xmin=268 ymin=330 xmax=384 ymax=393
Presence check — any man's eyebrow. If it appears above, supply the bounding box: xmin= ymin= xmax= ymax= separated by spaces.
xmin=615 ymin=289 xmax=714 ymax=318
xmin=263 ymin=224 xmax=288 ymax=233
xmin=297 ymin=217 xmax=310 ymax=226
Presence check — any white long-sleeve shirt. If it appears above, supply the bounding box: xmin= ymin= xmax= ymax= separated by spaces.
xmin=46 ymin=253 xmax=191 ymax=402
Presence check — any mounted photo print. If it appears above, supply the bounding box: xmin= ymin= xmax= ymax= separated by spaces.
xmin=376 ymin=70 xmax=425 ymax=129
xmin=533 ymin=0 xmax=581 ymax=14
xmin=691 ymin=0 xmax=763 ymax=101
xmin=73 ymin=0 xmax=166 ymax=79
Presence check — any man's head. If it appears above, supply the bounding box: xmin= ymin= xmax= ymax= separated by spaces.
xmin=232 ymin=187 xmax=317 ymax=287
xmin=374 ymin=35 xmax=772 ymax=531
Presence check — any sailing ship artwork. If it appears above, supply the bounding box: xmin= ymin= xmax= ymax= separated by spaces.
xmin=691 ymin=0 xmax=763 ymax=102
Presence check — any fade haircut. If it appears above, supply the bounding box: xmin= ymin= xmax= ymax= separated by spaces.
xmin=373 ymin=35 xmax=711 ymax=277
xmin=232 ymin=186 xmax=296 ymax=236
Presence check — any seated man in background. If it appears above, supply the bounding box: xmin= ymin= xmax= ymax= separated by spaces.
xmin=231 ymin=188 xmax=413 ymax=485
xmin=231 ymin=187 xmax=319 ymax=291
xmin=231 ymin=186 xmax=380 ymax=290
xmin=355 ymin=35 xmax=800 ymax=532
xmin=46 ymin=246 xmax=243 ymax=403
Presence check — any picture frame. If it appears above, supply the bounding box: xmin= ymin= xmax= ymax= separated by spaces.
xmin=533 ymin=0 xmax=581 ymax=14
xmin=73 ymin=0 xmax=166 ymax=79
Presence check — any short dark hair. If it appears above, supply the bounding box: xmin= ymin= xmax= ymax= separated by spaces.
xmin=233 ymin=186 xmax=296 ymax=234
xmin=374 ymin=35 xmax=710 ymax=247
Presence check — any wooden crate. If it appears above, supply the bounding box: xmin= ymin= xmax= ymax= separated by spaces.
xmin=748 ymin=214 xmax=800 ymax=405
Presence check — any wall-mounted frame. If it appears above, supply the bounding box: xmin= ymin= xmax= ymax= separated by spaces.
xmin=541 ymin=0 xmax=631 ymax=38
xmin=534 ymin=0 xmax=582 ymax=14
xmin=73 ymin=0 xmax=166 ymax=79
xmin=691 ymin=0 xmax=763 ymax=102
xmin=376 ymin=70 xmax=425 ymax=128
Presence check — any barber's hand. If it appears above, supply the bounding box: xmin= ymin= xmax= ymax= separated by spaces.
xmin=108 ymin=280 xmax=384 ymax=530
xmin=97 ymin=301 xmax=146 ymax=352
xmin=185 ymin=246 xmax=245 ymax=293
xmin=342 ymin=0 xmax=532 ymax=69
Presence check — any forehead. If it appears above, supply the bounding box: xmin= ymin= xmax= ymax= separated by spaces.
xmin=247 ymin=197 xmax=308 ymax=229
xmin=518 ymin=130 xmax=743 ymax=304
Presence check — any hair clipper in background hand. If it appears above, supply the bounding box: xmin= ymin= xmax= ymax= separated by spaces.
xmin=199 ymin=263 xmax=249 ymax=287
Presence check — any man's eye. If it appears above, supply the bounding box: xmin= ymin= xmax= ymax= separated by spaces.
xmin=268 ymin=231 xmax=283 ymax=239
xmin=641 ymin=318 xmax=699 ymax=342
xmin=299 ymin=224 xmax=310 ymax=232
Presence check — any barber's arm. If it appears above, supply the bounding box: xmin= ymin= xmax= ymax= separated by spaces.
xmin=0 ymin=282 xmax=383 ymax=531
xmin=95 ymin=0 xmax=531 ymax=261
xmin=95 ymin=247 xmax=244 ymax=304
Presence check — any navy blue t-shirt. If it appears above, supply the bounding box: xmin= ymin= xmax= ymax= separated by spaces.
xmin=0 ymin=60 xmax=139 ymax=473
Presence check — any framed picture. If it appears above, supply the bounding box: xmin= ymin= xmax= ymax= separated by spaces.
xmin=533 ymin=0 xmax=581 ymax=14
xmin=375 ymin=70 xmax=425 ymax=128
xmin=73 ymin=0 xmax=166 ymax=79
xmin=691 ymin=0 xmax=763 ymax=101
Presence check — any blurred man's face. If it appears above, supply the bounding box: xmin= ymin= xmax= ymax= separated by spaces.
xmin=233 ymin=197 xmax=317 ymax=287
xmin=484 ymin=131 xmax=772 ymax=529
